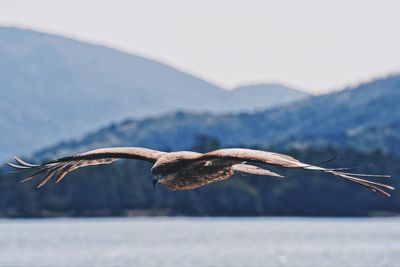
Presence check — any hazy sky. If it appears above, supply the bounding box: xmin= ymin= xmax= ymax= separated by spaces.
xmin=1 ymin=0 xmax=399 ymax=93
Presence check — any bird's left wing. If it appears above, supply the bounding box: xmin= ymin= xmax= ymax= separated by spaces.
xmin=201 ymin=148 xmax=394 ymax=197
xmin=7 ymin=147 xmax=166 ymax=188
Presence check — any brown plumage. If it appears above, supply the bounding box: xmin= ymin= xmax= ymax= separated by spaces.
xmin=7 ymin=147 xmax=394 ymax=197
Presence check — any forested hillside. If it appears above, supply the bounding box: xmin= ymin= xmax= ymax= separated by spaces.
xmin=2 ymin=138 xmax=398 ymax=217
xmin=36 ymin=75 xmax=400 ymax=160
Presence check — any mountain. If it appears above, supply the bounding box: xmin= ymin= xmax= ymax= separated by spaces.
xmin=36 ymin=75 xmax=400 ymax=159
xmin=227 ymin=84 xmax=308 ymax=112
xmin=0 ymin=27 xmax=309 ymax=160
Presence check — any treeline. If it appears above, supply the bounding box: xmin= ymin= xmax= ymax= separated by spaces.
xmin=1 ymin=137 xmax=399 ymax=217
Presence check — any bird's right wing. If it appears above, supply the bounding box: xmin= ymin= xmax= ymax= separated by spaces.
xmin=7 ymin=147 xmax=166 ymax=188
xmin=201 ymin=148 xmax=394 ymax=197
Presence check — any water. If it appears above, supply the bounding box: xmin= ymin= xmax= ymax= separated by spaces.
xmin=0 ymin=217 xmax=399 ymax=267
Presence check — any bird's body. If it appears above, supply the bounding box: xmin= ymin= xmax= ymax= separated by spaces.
xmin=149 ymin=151 xmax=230 ymax=189
xmin=8 ymin=147 xmax=394 ymax=196
xmin=158 ymin=163 xmax=234 ymax=190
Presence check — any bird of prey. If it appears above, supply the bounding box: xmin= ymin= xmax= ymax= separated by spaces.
xmin=7 ymin=147 xmax=394 ymax=197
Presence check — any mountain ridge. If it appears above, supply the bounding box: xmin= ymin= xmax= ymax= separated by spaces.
xmin=0 ymin=26 xmax=309 ymax=160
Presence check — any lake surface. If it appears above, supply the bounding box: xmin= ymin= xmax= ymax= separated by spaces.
xmin=0 ymin=217 xmax=399 ymax=267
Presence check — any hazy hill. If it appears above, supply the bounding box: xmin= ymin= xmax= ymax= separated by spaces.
xmin=227 ymin=84 xmax=307 ymax=112
xmin=0 ymin=27 xmax=309 ymax=160
xmin=36 ymin=75 xmax=400 ymax=159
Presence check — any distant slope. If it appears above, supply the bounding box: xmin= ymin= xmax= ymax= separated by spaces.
xmin=36 ymin=75 xmax=400 ymax=159
xmin=0 ymin=27 xmax=309 ymax=160
xmin=228 ymin=84 xmax=308 ymax=112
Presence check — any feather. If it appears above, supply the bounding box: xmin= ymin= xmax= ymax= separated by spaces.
xmin=14 ymin=157 xmax=40 ymax=167
xmin=55 ymin=163 xmax=73 ymax=183
xmin=232 ymin=164 xmax=283 ymax=178
xmin=20 ymin=169 xmax=47 ymax=183
xmin=334 ymin=172 xmax=391 ymax=178
xmin=7 ymin=162 xmax=31 ymax=169
xmin=36 ymin=170 xmax=55 ymax=188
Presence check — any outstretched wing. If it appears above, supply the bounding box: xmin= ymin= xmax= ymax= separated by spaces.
xmin=7 ymin=147 xmax=166 ymax=188
xmin=201 ymin=148 xmax=394 ymax=197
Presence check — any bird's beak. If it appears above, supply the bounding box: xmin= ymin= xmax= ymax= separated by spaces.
xmin=152 ymin=179 xmax=159 ymax=188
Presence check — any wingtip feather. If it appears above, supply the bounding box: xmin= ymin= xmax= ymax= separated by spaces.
xmin=6 ymin=162 xmax=30 ymax=169
xmin=14 ymin=157 xmax=40 ymax=167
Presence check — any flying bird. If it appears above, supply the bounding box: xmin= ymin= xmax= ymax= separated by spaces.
xmin=7 ymin=147 xmax=394 ymax=197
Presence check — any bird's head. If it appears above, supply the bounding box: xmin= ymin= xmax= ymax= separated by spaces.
xmin=151 ymin=154 xmax=181 ymax=177
xmin=150 ymin=163 xmax=167 ymax=178
xmin=151 ymin=151 xmax=201 ymax=177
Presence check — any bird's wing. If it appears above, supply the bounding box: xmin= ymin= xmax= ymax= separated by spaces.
xmin=201 ymin=148 xmax=394 ymax=197
xmin=232 ymin=163 xmax=283 ymax=178
xmin=7 ymin=147 xmax=166 ymax=188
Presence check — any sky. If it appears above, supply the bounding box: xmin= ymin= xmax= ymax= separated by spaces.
xmin=1 ymin=0 xmax=399 ymax=93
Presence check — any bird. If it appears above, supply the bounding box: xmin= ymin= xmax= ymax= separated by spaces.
xmin=7 ymin=147 xmax=394 ymax=197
